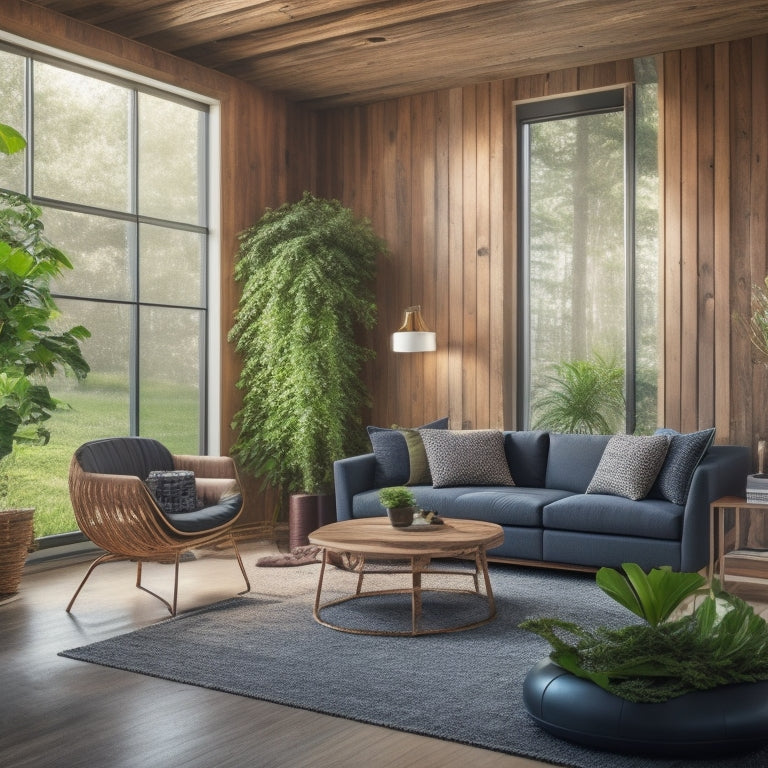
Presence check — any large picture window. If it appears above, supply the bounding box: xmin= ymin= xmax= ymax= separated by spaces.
xmin=517 ymin=62 xmax=659 ymax=435
xmin=0 ymin=45 xmax=211 ymax=539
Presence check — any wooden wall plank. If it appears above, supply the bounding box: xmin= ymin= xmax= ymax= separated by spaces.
xmin=730 ymin=38 xmax=754 ymax=448
xmin=489 ymin=79 xmax=506 ymax=428
xmin=680 ymin=47 xmax=700 ymax=432
xmin=475 ymin=83 xmax=491 ymax=428
xmin=447 ymin=87 xmax=464 ymax=428
xmin=696 ymin=46 xmax=715 ymax=431
xmin=750 ymin=37 xmax=768 ymax=453
xmin=713 ymin=43 xmax=731 ymax=443
xmin=461 ymin=86 xmax=478 ymax=429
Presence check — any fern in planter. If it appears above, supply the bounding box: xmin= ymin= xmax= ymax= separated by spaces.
xmin=229 ymin=192 xmax=385 ymax=504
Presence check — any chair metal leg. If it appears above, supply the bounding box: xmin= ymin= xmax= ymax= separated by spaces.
xmin=231 ymin=532 xmax=251 ymax=594
xmin=69 ymin=534 xmax=249 ymax=616
xmin=66 ymin=552 xmax=124 ymax=612
xmin=135 ymin=554 xmax=181 ymax=616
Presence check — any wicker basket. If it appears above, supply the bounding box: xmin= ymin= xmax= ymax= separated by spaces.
xmin=0 ymin=508 xmax=35 ymax=597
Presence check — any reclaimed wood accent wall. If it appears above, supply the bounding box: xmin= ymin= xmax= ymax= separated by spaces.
xmin=661 ymin=35 xmax=768 ymax=458
xmin=313 ymin=62 xmax=634 ymax=433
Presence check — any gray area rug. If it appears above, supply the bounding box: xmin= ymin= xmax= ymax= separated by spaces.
xmin=60 ymin=565 xmax=768 ymax=768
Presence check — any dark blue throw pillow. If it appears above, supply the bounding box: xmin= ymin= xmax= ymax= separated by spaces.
xmin=367 ymin=417 xmax=448 ymax=487
xmin=651 ymin=427 xmax=716 ymax=505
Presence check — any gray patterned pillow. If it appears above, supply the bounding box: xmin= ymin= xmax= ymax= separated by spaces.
xmin=419 ymin=429 xmax=515 ymax=488
xmin=586 ymin=435 xmax=669 ymax=500
xmin=651 ymin=428 xmax=716 ymax=505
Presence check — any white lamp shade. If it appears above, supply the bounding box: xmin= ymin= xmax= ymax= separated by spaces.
xmin=392 ymin=305 xmax=436 ymax=353
xmin=392 ymin=330 xmax=437 ymax=353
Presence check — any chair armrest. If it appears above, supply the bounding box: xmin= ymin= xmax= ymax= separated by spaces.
xmin=173 ymin=454 xmax=237 ymax=478
xmin=333 ymin=453 xmax=377 ymax=520
xmin=173 ymin=454 xmax=240 ymax=505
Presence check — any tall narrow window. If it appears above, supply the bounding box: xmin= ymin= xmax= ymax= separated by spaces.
xmin=517 ymin=73 xmax=658 ymax=434
xmin=0 ymin=45 xmax=212 ymax=539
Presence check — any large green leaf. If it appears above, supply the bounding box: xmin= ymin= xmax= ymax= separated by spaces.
xmin=0 ymin=123 xmax=26 ymax=156
xmin=596 ymin=563 xmax=705 ymax=626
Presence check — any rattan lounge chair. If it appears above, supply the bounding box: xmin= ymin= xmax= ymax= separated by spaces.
xmin=67 ymin=436 xmax=251 ymax=616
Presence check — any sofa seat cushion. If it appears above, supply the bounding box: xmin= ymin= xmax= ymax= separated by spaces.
xmin=450 ymin=488 xmax=574 ymax=527
xmin=543 ymin=494 xmax=683 ymax=540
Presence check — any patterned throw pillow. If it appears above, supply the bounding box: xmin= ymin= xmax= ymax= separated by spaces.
xmin=651 ymin=428 xmax=716 ymax=505
xmin=367 ymin=417 xmax=448 ymax=486
xmin=146 ymin=470 xmax=200 ymax=514
xmin=419 ymin=429 xmax=515 ymax=488
xmin=586 ymin=435 xmax=669 ymax=500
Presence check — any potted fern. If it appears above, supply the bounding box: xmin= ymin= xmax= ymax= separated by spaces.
xmin=229 ymin=192 xmax=384 ymax=546
xmin=0 ymin=122 xmax=90 ymax=597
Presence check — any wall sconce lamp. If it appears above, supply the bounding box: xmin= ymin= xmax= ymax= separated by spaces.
xmin=392 ymin=305 xmax=436 ymax=352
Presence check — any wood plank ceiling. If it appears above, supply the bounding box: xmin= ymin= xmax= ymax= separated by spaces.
xmin=19 ymin=0 xmax=768 ymax=107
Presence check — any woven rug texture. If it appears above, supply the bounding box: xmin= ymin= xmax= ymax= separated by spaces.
xmin=60 ymin=558 xmax=768 ymax=768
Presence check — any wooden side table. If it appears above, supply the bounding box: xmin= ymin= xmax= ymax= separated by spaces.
xmin=709 ymin=496 xmax=768 ymax=586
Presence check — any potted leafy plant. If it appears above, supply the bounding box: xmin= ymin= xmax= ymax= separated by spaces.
xmin=521 ymin=563 xmax=768 ymax=703
xmin=532 ymin=354 xmax=625 ymax=434
xmin=378 ymin=486 xmax=417 ymax=527
xmin=229 ymin=192 xmax=384 ymax=546
xmin=0 ymin=122 xmax=90 ymax=598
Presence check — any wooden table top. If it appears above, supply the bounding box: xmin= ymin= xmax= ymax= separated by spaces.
xmin=308 ymin=517 xmax=504 ymax=557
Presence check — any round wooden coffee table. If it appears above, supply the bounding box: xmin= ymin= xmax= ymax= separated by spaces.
xmin=308 ymin=517 xmax=504 ymax=636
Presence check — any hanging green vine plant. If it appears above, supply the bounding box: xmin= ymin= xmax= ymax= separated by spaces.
xmin=229 ymin=192 xmax=385 ymax=501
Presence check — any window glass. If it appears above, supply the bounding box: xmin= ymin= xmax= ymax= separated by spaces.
xmin=527 ymin=110 xmax=626 ymax=433
xmin=634 ymin=57 xmax=661 ymax=434
xmin=7 ymin=299 xmax=132 ymax=536
xmin=139 ymin=223 xmax=204 ymax=306
xmin=33 ymin=61 xmax=132 ymax=211
xmin=518 ymin=72 xmax=660 ymax=435
xmin=138 ymin=92 xmax=204 ymax=224
xmin=0 ymin=49 xmax=26 ymax=191
xmin=139 ymin=306 xmax=202 ymax=454
xmin=41 ymin=208 xmax=134 ymax=301
xmin=0 ymin=50 xmax=210 ymax=539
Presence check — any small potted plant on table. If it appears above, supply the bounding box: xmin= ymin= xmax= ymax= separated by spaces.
xmin=378 ymin=486 xmax=417 ymax=527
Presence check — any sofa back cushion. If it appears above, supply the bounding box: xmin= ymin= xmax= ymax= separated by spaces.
xmin=504 ymin=431 xmax=549 ymax=488
xmin=545 ymin=433 xmax=611 ymax=493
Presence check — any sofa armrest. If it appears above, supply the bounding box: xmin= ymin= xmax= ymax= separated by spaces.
xmin=333 ymin=453 xmax=377 ymax=520
xmin=681 ymin=445 xmax=750 ymax=571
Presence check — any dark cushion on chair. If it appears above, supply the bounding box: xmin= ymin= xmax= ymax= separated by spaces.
xmin=162 ymin=494 xmax=243 ymax=532
xmin=76 ymin=437 xmax=175 ymax=478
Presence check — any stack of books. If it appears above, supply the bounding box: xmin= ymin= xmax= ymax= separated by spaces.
xmin=746 ymin=473 xmax=768 ymax=504
xmin=724 ymin=548 xmax=768 ymax=580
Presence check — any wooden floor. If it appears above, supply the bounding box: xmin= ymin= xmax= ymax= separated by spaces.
xmin=0 ymin=541 xmax=549 ymax=768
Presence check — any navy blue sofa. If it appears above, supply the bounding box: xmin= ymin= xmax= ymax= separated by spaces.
xmin=333 ymin=431 xmax=749 ymax=572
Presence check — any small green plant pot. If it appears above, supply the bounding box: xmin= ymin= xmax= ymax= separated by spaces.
xmin=387 ymin=506 xmax=416 ymax=527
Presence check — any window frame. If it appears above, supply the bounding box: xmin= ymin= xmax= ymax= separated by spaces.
xmin=0 ymin=37 xmax=220 ymax=455
xmin=516 ymin=86 xmax=638 ymax=433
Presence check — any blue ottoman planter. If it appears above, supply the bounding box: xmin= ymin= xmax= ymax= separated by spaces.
xmin=519 ymin=563 xmax=768 ymax=758
xmin=523 ymin=659 xmax=768 ymax=757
